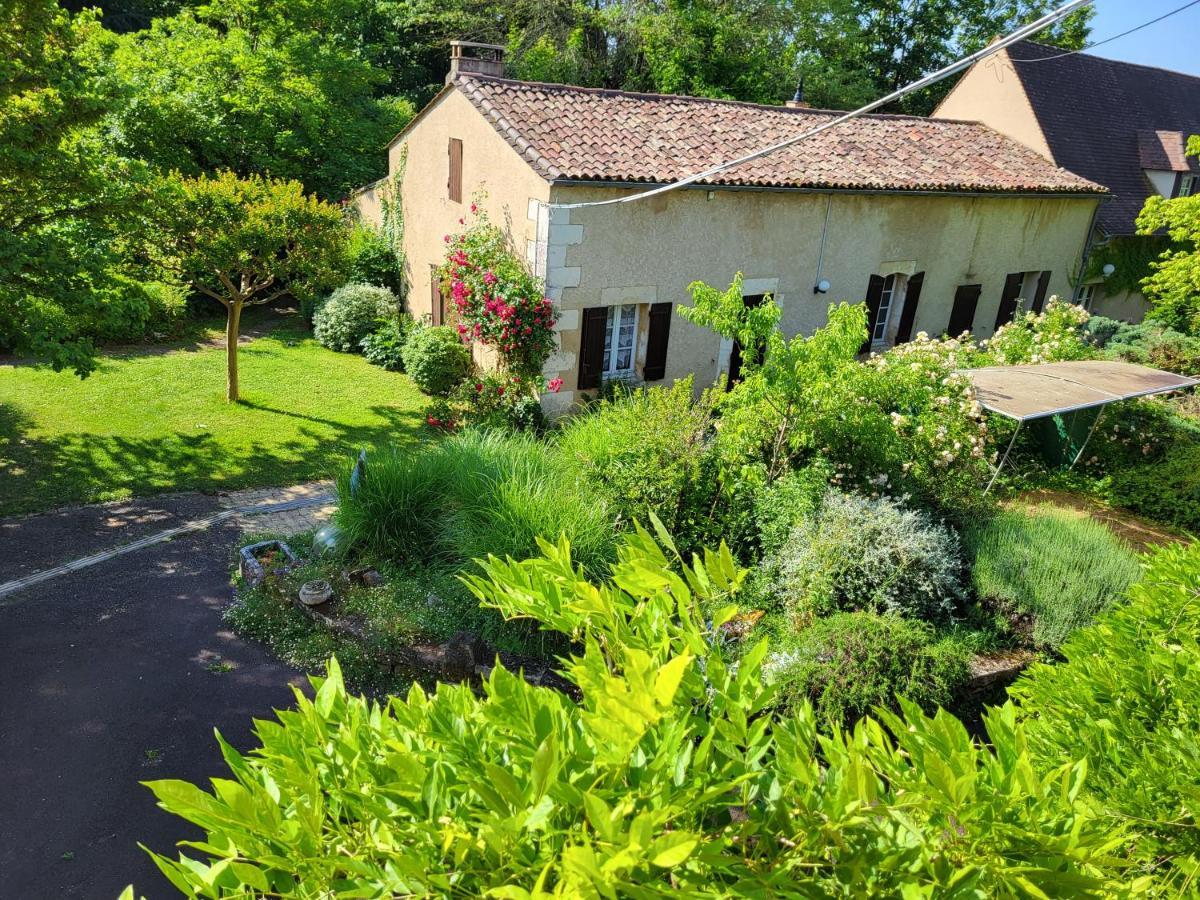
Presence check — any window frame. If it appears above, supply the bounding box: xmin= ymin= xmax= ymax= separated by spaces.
xmin=871 ymin=273 xmax=908 ymax=347
xmin=1077 ymin=283 xmax=1097 ymax=311
xmin=601 ymin=303 xmax=639 ymax=378
xmin=1180 ymin=174 xmax=1197 ymax=198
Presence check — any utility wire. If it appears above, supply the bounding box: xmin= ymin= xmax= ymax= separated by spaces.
xmin=549 ymin=0 xmax=1093 ymax=210
xmin=1013 ymin=0 xmax=1200 ymax=62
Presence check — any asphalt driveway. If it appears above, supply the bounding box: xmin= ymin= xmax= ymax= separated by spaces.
xmin=0 ymin=494 xmax=305 ymax=899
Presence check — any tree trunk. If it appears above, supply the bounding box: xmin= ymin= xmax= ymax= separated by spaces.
xmin=226 ymin=300 xmax=243 ymax=403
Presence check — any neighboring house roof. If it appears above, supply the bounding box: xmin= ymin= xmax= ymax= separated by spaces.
xmin=1137 ymin=129 xmax=1197 ymax=173
xmin=448 ymin=75 xmax=1103 ymax=196
xmin=1002 ymin=40 xmax=1200 ymax=235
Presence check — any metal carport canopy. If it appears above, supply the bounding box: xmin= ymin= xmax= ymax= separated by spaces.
xmin=962 ymin=360 xmax=1199 ymax=422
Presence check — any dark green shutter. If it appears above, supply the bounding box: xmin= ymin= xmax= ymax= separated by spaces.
xmin=859 ymin=275 xmax=886 ymax=354
xmin=947 ymin=284 xmax=981 ymax=336
xmin=643 ymin=302 xmax=672 ymax=381
xmin=430 ymin=266 xmax=443 ymax=326
xmin=1031 ymin=270 xmax=1051 ymax=314
xmin=577 ymin=306 xmax=609 ymax=390
xmin=894 ymin=272 xmax=924 ymax=344
xmin=994 ymin=272 xmax=1023 ymax=330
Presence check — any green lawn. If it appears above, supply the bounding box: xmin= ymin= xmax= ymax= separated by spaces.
xmin=0 ymin=322 xmax=427 ymax=516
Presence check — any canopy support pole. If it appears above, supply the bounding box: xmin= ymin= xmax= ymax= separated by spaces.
xmin=985 ymin=419 xmax=1023 ymax=495
xmin=1067 ymin=406 xmax=1107 ymax=470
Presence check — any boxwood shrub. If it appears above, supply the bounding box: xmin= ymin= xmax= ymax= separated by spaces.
xmin=764 ymin=611 xmax=974 ymax=726
xmin=401 ymin=325 xmax=471 ymax=395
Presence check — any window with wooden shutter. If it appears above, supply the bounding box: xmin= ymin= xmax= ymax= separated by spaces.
xmin=727 ymin=294 xmax=766 ymax=388
xmin=577 ymin=306 xmax=609 ymax=390
xmin=894 ymin=272 xmax=924 ymax=344
xmin=448 ymin=138 xmax=463 ymax=203
xmin=859 ymin=275 xmax=886 ymax=354
xmin=430 ymin=265 xmax=444 ymax=326
xmin=1031 ymin=270 xmax=1052 ymax=314
xmin=994 ymin=272 xmax=1023 ymax=330
xmin=643 ymin=302 xmax=672 ymax=381
xmin=947 ymin=284 xmax=981 ymax=336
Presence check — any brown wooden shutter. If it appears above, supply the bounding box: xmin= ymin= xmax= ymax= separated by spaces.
xmin=994 ymin=272 xmax=1023 ymax=330
xmin=894 ymin=271 xmax=924 ymax=344
xmin=947 ymin=284 xmax=981 ymax=336
xmin=448 ymin=138 xmax=463 ymax=203
xmin=577 ymin=306 xmax=609 ymax=390
xmin=643 ymin=302 xmax=672 ymax=381
xmin=430 ymin=266 xmax=443 ymax=326
xmin=859 ymin=274 xmax=886 ymax=354
xmin=1031 ymin=270 xmax=1051 ymax=314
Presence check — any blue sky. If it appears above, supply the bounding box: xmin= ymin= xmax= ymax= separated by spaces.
xmin=1082 ymin=0 xmax=1200 ymax=75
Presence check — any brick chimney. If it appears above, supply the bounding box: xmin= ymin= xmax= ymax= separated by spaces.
xmin=785 ymin=78 xmax=809 ymax=109
xmin=447 ymin=41 xmax=506 ymax=82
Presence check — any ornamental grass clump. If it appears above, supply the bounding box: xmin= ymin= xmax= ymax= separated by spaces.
xmin=965 ymin=504 xmax=1142 ymax=649
xmin=334 ymin=430 xmax=616 ymax=575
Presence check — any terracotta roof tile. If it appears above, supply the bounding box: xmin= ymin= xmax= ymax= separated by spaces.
xmin=455 ymin=75 xmax=1104 ymax=195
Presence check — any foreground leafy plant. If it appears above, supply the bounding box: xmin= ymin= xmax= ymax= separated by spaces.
xmin=1012 ymin=540 xmax=1200 ymax=888
xmin=142 ymin=525 xmax=1132 ymax=897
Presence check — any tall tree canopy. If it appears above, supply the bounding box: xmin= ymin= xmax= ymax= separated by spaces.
xmin=1137 ymin=136 xmax=1200 ymax=336
xmin=0 ymin=0 xmax=150 ymax=374
xmin=98 ymin=0 xmax=415 ymax=199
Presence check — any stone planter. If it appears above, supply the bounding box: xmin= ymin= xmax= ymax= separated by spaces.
xmin=299 ymin=579 xmax=334 ymax=607
xmin=239 ymin=540 xmax=300 ymax=587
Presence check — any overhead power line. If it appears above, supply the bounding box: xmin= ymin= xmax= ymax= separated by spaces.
xmin=1014 ymin=0 xmax=1200 ymax=62
xmin=550 ymin=0 xmax=1094 ymax=211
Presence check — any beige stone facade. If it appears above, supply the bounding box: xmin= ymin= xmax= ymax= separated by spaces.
xmin=356 ymin=80 xmax=1101 ymax=414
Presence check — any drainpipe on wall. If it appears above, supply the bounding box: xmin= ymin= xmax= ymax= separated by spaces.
xmin=813 ymin=193 xmax=833 ymax=294
xmin=1072 ymin=199 xmax=1106 ymax=301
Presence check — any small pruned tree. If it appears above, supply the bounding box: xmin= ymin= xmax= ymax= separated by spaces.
xmin=150 ymin=171 xmax=347 ymax=401
xmin=1137 ymin=135 xmax=1200 ymax=336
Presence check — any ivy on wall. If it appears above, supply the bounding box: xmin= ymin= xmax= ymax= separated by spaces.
xmin=379 ymin=145 xmax=408 ymax=299
xmin=1086 ymin=235 xmax=1170 ymax=296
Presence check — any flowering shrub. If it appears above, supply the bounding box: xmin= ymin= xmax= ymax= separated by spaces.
xmin=438 ymin=206 xmax=558 ymax=382
xmin=313 ymin=283 xmax=398 ymax=352
xmin=983 ymin=298 xmax=1092 ymax=365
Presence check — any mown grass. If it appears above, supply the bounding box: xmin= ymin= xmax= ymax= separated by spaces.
xmin=0 ymin=321 xmax=427 ymax=516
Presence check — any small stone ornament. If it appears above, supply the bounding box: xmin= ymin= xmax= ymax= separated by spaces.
xmin=299 ymin=579 xmax=334 ymax=607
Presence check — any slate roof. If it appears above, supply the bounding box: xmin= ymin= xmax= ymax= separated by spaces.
xmin=1004 ymin=40 xmax=1200 ymax=235
xmin=452 ymin=75 xmax=1103 ymax=196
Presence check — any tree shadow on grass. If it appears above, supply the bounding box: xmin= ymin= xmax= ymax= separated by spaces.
xmin=0 ymin=402 xmax=428 ymax=518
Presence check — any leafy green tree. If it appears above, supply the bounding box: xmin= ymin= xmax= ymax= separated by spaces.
xmin=147 ymin=171 xmax=347 ymax=401
xmin=0 ymin=0 xmax=150 ymax=375
xmin=1136 ymin=135 xmax=1200 ymax=336
xmin=99 ymin=3 xmax=414 ymax=199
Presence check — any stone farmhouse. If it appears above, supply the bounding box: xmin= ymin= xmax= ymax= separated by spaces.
xmin=354 ymin=43 xmax=1105 ymax=412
